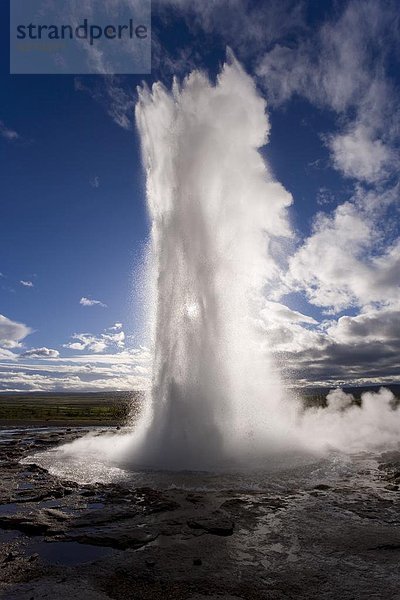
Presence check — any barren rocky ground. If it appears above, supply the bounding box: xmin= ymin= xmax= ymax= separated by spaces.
xmin=1 ymin=427 xmax=400 ymax=599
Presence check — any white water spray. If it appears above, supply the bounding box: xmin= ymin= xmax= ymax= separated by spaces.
xmin=131 ymin=53 xmax=297 ymax=469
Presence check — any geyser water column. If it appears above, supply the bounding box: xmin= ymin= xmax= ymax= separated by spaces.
xmin=134 ymin=54 xmax=297 ymax=469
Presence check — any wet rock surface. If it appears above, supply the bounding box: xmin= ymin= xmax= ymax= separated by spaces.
xmin=1 ymin=427 xmax=400 ymax=599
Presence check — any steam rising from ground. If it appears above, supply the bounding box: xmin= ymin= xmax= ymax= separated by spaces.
xmin=37 ymin=56 xmax=400 ymax=476
xmin=301 ymin=387 xmax=400 ymax=453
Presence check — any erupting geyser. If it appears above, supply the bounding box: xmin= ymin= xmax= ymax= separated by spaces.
xmin=33 ymin=55 xmax=400 ymax=480
xmin=132 ymin=53 xmax=298 ymax=469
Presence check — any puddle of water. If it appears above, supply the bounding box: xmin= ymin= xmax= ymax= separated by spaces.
xmin=18 ymin=482 xmax=34 ymax=490
xmin=37 ymin=499 xmax=62 ymax=509
xmin=29 ymin=540 xmax=117 ymax=566
xmin=0 ymin=503 xmax=18 ymax=515
xmin=0 ymin=529 xmax=21 ymax=543
xmin=86 ymin=502 xmax=105 ymax=510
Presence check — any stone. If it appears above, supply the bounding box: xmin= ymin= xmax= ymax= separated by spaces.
xmin=187 ymin=511 xmax=234 ymax=536
xmin=145 ymin=559 xmax=155 ymax=567
xmin=64 ymin=523 xmax=159 ymax=550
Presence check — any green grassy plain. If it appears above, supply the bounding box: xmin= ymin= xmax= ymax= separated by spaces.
xmin=0 ymin=391 xmax=143 ymax=426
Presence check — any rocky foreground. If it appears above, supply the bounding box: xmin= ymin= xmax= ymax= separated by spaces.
xmin=1 ymin=428 xmax=400 ymax=599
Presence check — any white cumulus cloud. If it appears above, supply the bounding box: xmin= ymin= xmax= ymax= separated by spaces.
xmin=80 ymin=297 xmax=107 ymax=308
xmin=0 ymin=314 xmax=32 ymax=350
xmin=285 ymin=186 xmax=400 ymax=312
xmin=329 ymin=123 xmax=395 ymax=183
xmin=64 ymin=326 xmax=125 ymax=354
xmin=20 ymin=347 xmax=60 ymax=359
xmin=257 ymin=0 xmax=399 ymax=184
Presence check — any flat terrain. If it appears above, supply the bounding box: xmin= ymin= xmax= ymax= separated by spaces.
xmin=0 ymin=392 xmax=142 ymax=426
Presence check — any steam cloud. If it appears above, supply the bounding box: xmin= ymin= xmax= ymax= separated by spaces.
xmin=300 ymin=387 xmax=400 ymax=453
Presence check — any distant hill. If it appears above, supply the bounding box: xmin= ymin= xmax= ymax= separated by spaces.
xmin=299 ymin=384 xmax=400 ymax=398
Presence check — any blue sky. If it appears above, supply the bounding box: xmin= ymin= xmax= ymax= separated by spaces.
xmin=1 ymin=0 xmax=400 ymax=391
